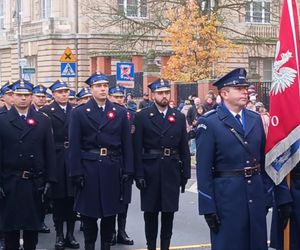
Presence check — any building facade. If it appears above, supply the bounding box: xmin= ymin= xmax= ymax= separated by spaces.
xmin=0 ymin=0 xmax=292 ymax=101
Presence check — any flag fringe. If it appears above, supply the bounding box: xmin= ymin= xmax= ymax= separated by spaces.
xmin=265 ymin=124 xmax=300 ymax=184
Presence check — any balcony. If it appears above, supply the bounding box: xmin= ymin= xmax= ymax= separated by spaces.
xmin=245 ymin=24 xmax=278 ymax=40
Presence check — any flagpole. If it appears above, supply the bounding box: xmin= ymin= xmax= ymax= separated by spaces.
xmin=283 ymin=174 xmax=291 ymax=250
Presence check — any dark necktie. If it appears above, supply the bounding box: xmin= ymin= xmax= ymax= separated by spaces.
xmin=161 ymin=112 xmax=165 ymax=119
xmin=21 ymin=115 xmax=26 ymax=121
xmin=235 ymin=114 xmax=243 ymax=128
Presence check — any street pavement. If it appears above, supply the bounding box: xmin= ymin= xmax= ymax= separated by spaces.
xmin=35 ymin=168 xmax=275 ymax=250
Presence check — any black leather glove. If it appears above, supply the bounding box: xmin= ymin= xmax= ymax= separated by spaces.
xmin=278 ymin=203 xmax=293 ymax=229
xmin=135 ymin=178 xmax=147 ymax=190
xmin=121 ymin=174 xmax=131 ymax=183
xmin=204 ymin=213 xmax=220 ymax=233
xmin=0 ymin=186 xmax=6 ymax=200
xmin=43 ymin=182 xmax=51 ymax=196
xmin=72 ymin=175 xmax=85 ymax=189
xmin=180 ymin=177 xmax=188 ymax=193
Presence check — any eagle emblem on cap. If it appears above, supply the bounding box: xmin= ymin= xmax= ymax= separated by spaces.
xmin=271 ymin=41 xmax=297 ymax=95
xmin=160 ymin=79 xmax=165 ymax=86
xmin=20 ymin=81 xmax=25 ymax=87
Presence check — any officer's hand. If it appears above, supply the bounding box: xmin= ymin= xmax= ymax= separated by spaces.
xmin=180 ymin=177 xmax=188 ymax=193
xmin=278 ymin=203 xmax=293 ymax=229
xmin=43 ymin=182 xmax=51 ymax=196
xmin=0 ymin=186 xmax=6 ymax=200
xmin=136 ymin=178 xmax=146 ymax=190
xmin=204 ymin=213 xmax=220 ymax=233
xmin=72 ymin=175 xmax=85 ymax=189
xmin=121 ymin=174 xmax=131 ymax=183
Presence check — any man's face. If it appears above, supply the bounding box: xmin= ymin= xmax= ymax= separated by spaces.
xmin=2 ymin=92 xmax=14 ymax=107
xmin=13 ymin=93 xmax=32 ymax=109
xmin=68 ymin=98 xmax=78 ymax=106
xmin=221 ymin=86 xmax=248 ymax=109
xmin=78 ymin=96 xmax=90 ymax=105
xmin=52 ymin=89 xmax=70 ymax=105
xmin=194 ymin=98 xmax=201 ymax=107
xmin=152 ymin=90 xmax=171 ymax=107
xmin=114 ymin=95 xmax=125 ymax=105
xmin=90 ymin=83 xmax=109 ymax=102
xmin=32 ymin=95 xmax=46 ymax=108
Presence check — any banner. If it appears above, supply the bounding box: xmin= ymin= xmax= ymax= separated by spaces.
xmin=265 ymin=0 xmax=300 ymax=185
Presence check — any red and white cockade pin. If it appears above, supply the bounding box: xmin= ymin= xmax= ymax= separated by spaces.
xmin=127 ymin=111 xmax=131 ymax=121
xmin=27 ymin=118 xmax=36 ymax=126
xmin=107 ymin=111 xmax=115 ymax=119
xmin=167 ymin=115 xmax=176 ymax=123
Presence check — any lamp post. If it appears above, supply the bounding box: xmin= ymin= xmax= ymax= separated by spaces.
xmin=16 ymin=0 xmax=22 ymax=79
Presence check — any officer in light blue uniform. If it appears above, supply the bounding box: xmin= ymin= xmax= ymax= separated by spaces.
xmin=76 ymin=87 xmax=92 ymax=105
xmin=196 ymin=68 xmax=273 ymax=250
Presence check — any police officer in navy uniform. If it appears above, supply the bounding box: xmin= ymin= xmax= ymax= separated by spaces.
xmin=0 ymin=80 xmax=56 ymax=250
xmin=133 ymin=79 xmax=190 ymax=250
xmin=68 ymin=90 xmax=77 ymax=107
xmin=69 ymin=73 xmax=133 ymax=250
xmin=196 ymin=68 xmax=274 ymax=250
xmin=270 ymin=166 xmax=296 ymax=250
xmin=32 ymin=85 xmax=47 ymax=111
xmin=76 ymin=87 xmax=92 ymax=105
xmin=40 ymin=80 xmax=79 ymax=250
xmin=109 ymin=85 xmax=134 ymax=246
xmin=0 ymin=82 xmax=14 ymax=111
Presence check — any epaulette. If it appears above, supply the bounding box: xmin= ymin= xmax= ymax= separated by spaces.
xmin=247 ymin=109 xmax=260 ymax=116
xmin=39 ymin=111 xmax=49 ymax=118
xmin=74 ymin=103 xmax=84 ymax=109
xmin=113 ymin=102 xmax=126 ymax=109
xmin=136 ymin=106 xmax=149 ymax=113
xmin=202 ymin=109 xmax=216 ymax=117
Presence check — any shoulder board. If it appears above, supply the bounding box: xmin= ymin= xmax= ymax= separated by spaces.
xmin=202 ymin=109 xmax=216 ymax=117
xmin=246 ymin=109 xmax=259 ymax=116
xmin=136 ymin=106 xmax=150 ymax=113
xmin=74 ymin=103 xmax=84 ymax=109
xmin=38 ymin=111 xmax=49 ymax=118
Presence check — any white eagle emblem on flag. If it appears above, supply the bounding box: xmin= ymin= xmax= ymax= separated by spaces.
xmin=270 ymin=41 xmax=297 ymax=95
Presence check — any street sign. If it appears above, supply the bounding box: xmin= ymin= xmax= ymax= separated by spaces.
xmin=61 ymin=62 xmax=76 ymax=77
xmin=60 ymin=47 xmax=77 ymax=62
xmin=22 ymin=67 xmax=35 ymax=74
xmin=19 ymin=58 xmax=27 ymax=68
xmin=116 ymin=62 xmax=135 ymax=88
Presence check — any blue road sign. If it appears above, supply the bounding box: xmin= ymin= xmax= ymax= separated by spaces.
xmin=116 ymin=62 xmax=135 ymax=88
xmin=61 ymin=62 xmax=76 ymax=77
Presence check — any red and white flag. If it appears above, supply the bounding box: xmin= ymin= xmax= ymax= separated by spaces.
xmin=265 ymin=0 xmax=300 ymax=185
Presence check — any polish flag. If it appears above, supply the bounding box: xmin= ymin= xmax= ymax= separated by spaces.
xmin=265 ymin=0 xmax=300 ymax=184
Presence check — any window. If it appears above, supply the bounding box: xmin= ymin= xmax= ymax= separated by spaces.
xmin=249 ymin=57 xmax=273 ymax=81
xmin=41 ymin=0 xmax=51 ymax=19
xmin=118 ymin=0 xmax=147 ymax=18
xmin=0 ymin=0 xmax=4 ymax=29
xmin=245 ymin=1 xmax=271 ymax=24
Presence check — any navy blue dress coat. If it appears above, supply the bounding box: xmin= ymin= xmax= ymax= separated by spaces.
xmin=69 ymin=98 xmax=133 ymax=218
xmin=270 ymin=162 xmax=298 ymax=250
xmin=133 ymin=104 xmax=191 ymax=212
xmin=196 ymin=104 xmax=273 ymax=250
xmin=0 ymin=106 xmax=56 ymax=231
xmin=40 ymin=101 xmax=74 ymax=199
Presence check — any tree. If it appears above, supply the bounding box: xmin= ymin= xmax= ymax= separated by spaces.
xmin=163 ymin=0 xmax=236 ymax=82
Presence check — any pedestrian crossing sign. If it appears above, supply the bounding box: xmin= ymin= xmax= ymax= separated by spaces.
xmin=60 ymin=47 xmax=77 ymax=62
xmin=61 ymin=62 xmax=76 ymax=77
